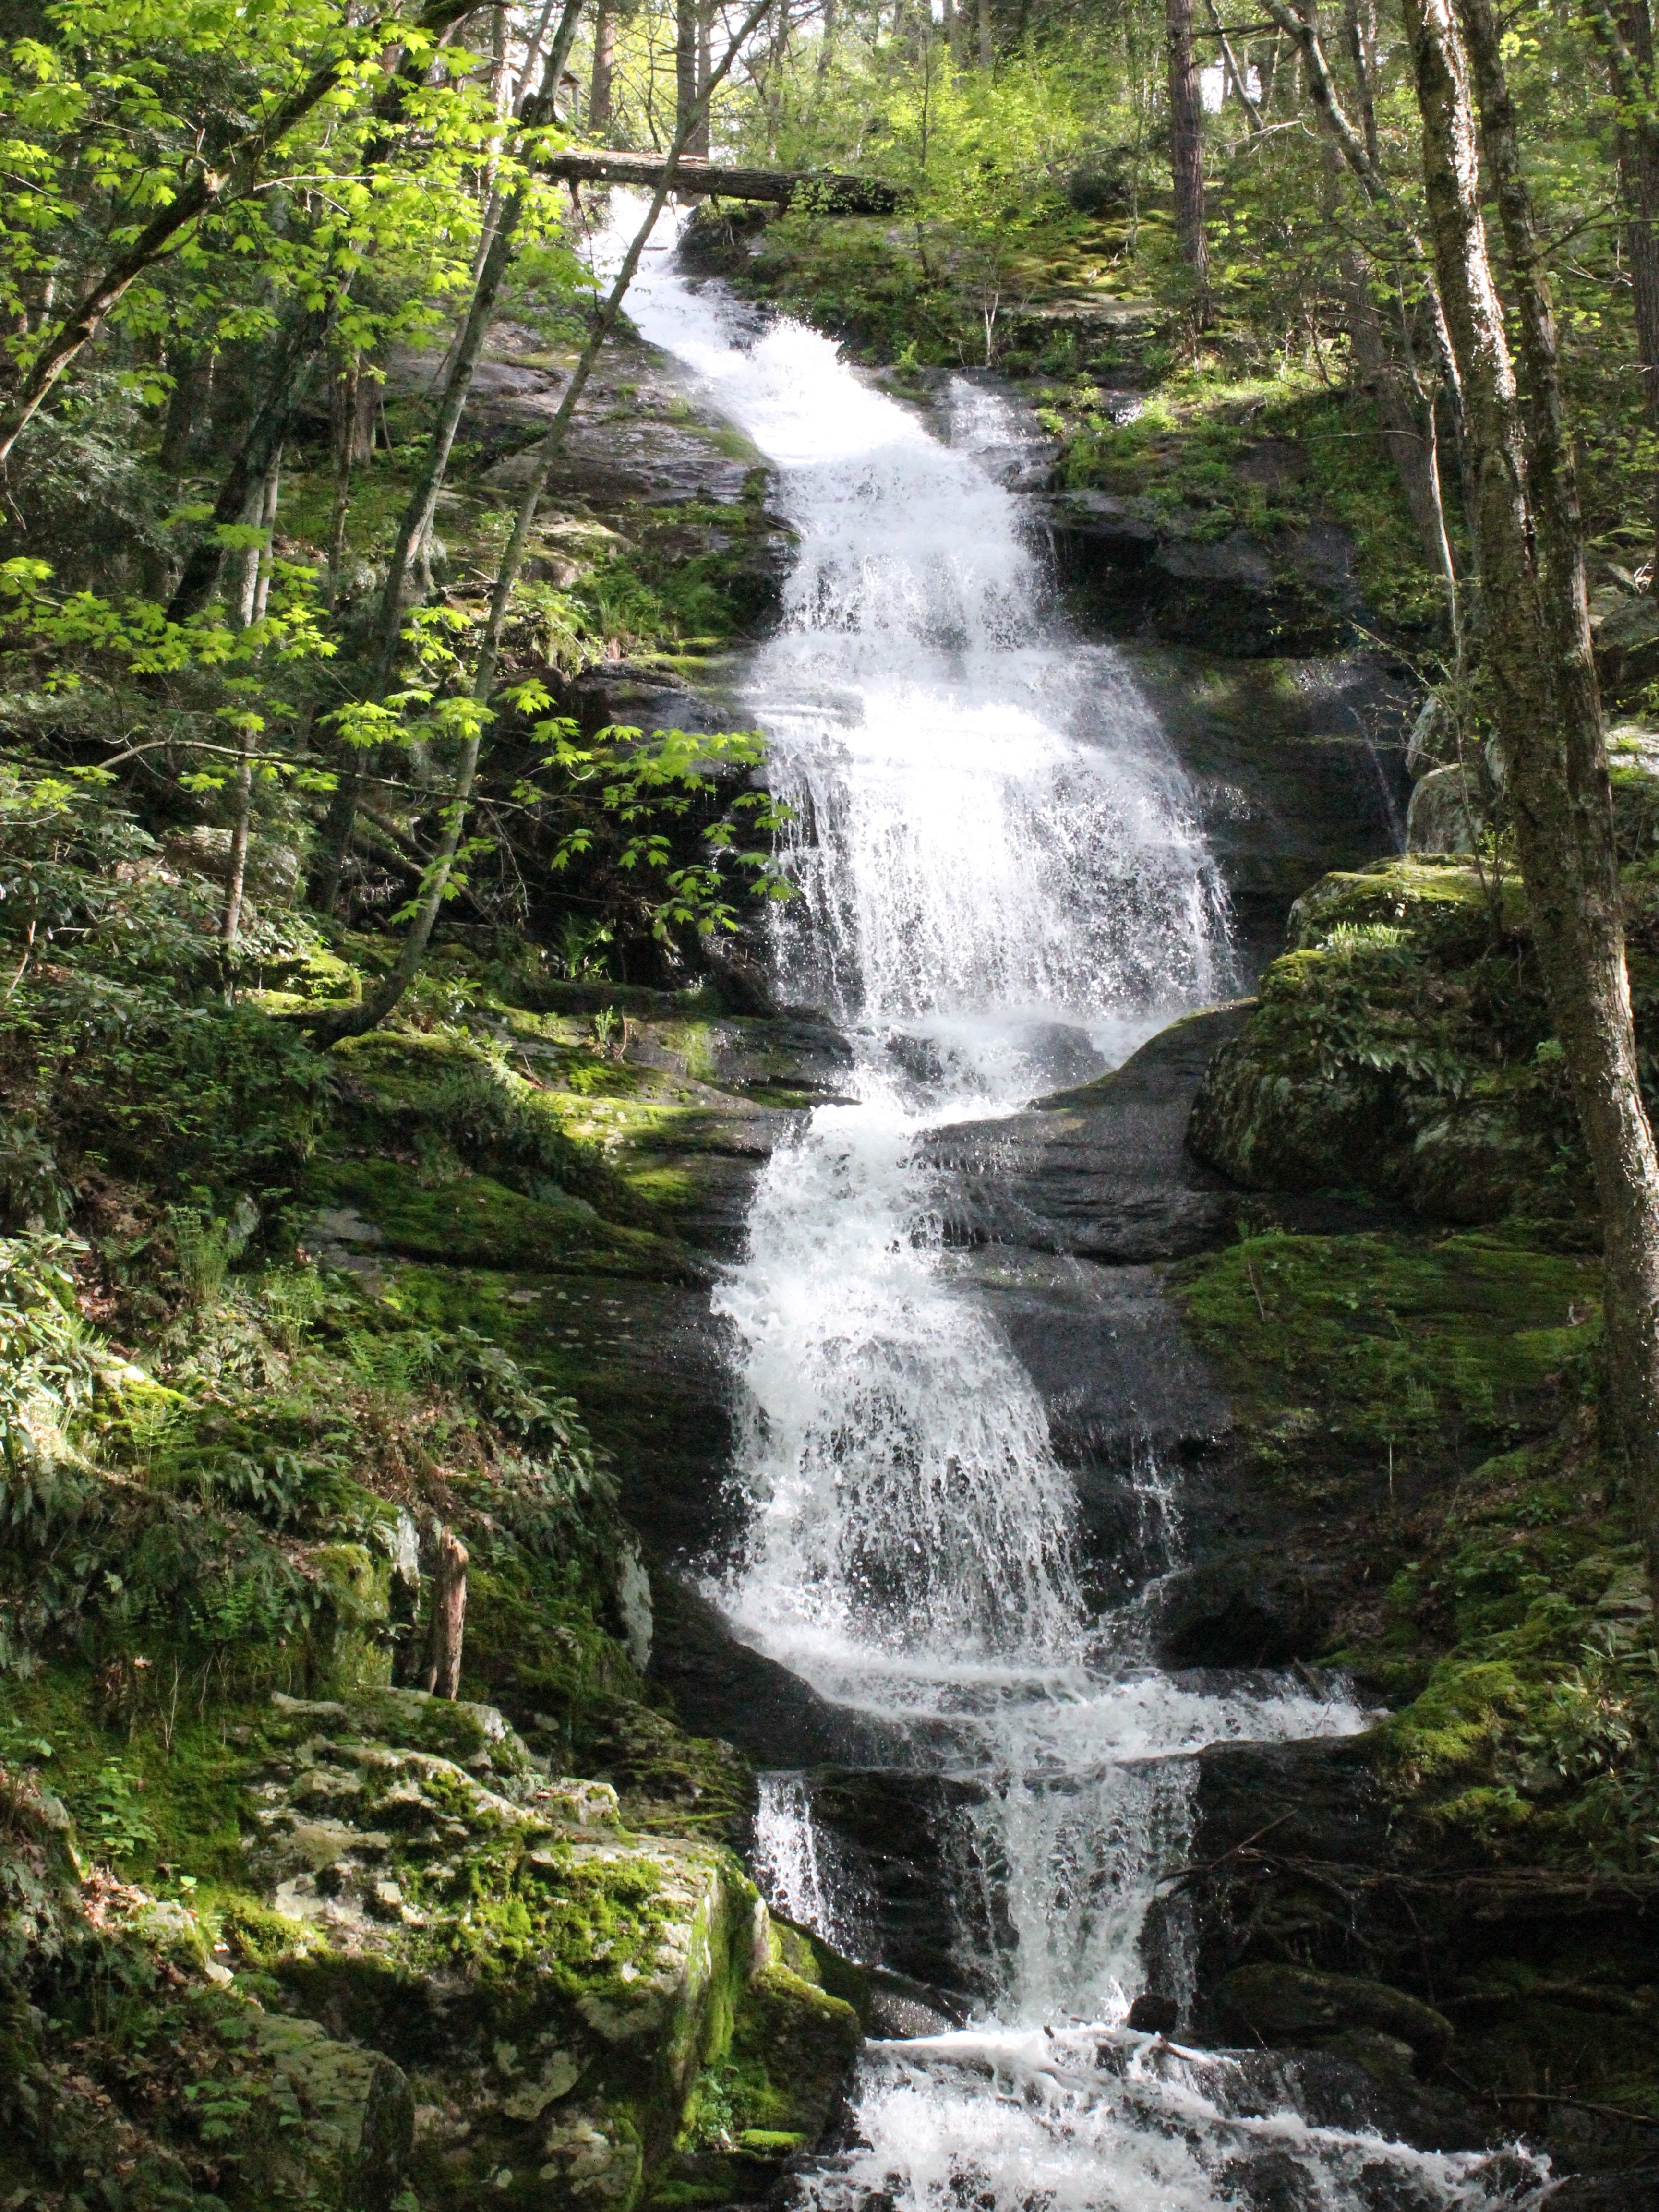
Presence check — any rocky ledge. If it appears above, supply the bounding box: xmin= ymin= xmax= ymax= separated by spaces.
xmin=3 ymin=1685 xmax=865 ymax=2211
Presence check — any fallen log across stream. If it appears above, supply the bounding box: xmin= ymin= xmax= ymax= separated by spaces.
xmin=541 ymin=149 xmax=903 ymax=213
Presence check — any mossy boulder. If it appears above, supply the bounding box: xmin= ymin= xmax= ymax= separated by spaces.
xmin=232 ymin=1690 xmax=864 ymax=2208
xmin=1188 ymin=857 xmax=1575 ymax=1221
xmin=1189 ymin=741 xmax=1659 ymax=1226
xmin=246 ymin=2011 xmax=415 ymax=2211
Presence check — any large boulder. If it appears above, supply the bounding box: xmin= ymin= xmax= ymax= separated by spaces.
xmin=228 ymin=1688 xmax=868 ymax=2208
xmin=1187 ymin=857 xmax=1566 ymax=1222
xmin=1405 ymin=763 xmax=1479 ymax=854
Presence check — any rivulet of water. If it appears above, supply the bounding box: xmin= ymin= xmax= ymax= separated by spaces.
xmin=589 ymin=201 xmax=1545 ymax=2212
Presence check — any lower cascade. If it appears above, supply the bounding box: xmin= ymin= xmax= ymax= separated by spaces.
xmin=613 ymin=212 xmax=1549 ymax=2211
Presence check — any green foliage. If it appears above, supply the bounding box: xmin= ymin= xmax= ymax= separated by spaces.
xmin=515 ymin=712 xmax=793 ymax=942
xmin=1187 ymin=853 xmax=1631 ymax=1221
xmin=0 ymin=1233 xmax=141 ymax=1481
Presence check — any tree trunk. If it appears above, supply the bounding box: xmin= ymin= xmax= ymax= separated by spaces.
xmin=677 ymin=0 xmax=699 ymax=144
xmin=369 ymin=214 xmax=521 ymax=684
xmin=1166 ymin=0 xmax=1210 ymax=317
xmin=1594 ymin=0 xmax=1659 ymax=580
xmin=591 ymin=0 xmax=615 ymax=125
xmin=696 ymin=0 xmax=712 ymax=156
xmin=351 ymin=363 xmax=377 ymax=465
xmin=1402 ymin=0 xmax=1659 ymax=1574
xmin=238 ymin=447 xmax=281 ymax=630
xmin=221 ymin=734 xmax=257 ymax=960
xmin=421 ymin=1527 xmax=468 ymax=1700
xmin=309 ymin=771 xmax=364 ymax=918
xmin=326 ymin=354 xmax=360 ymax=598
xmin=1341 ymin=251 xmax=1458 ymax=596
xmin=1203 ymin=0 xmax=1264 ymax=130
xmin=1256 ymin=0 xmax=1460 ymax=612
xmin=1343 ymin=0 xmax=1382 ymax=170
xmin=167 ymin=305 xmax=332 ymax=625
xmin=488 ymin=0 xmax=510 ymax=113
xmin=222 ymin=448 xmax=280 ymax=959
xmin=383 ymin=0 xmax=588 ymax=618
xmin=817 ymin=0 xmax=839 ymax=81
xmin=160 ymin=350 xmax=198 ymax=473
xmin=977 ymin=0 xmax=993 ymax=67
xmin=538 ymin=149 xmax=901 ymax=208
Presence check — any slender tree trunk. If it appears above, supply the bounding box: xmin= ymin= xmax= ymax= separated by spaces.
xmin=1592 ymin=0 xmax=1659 ymax=582
xmin=167 ymin=305 xmax=333 ymax=625
xmin=1343 ymin=253 xmax=1458 ymax=597
xmin=390 ymin=0 xmax=588 ymax=609
xmin=1257 ymin=29 xmax=1282 ymax=115
xmin=1402 ymin=0 xmax=1659 ymax=1574
xmin=351 ymin=368 xmax=376 ymax=464
xmin=977 ymin=0 xmax=993 ymax=67
xmin=592 ymin=0 xmax=616 ymax=124
xmin=1166 ymin=0 xmax=1210 ymax=319
xmin=163 ymin=11 xmax=474 ymax=625
xmin=1344 ymin=0 xmax=1382 ymax=171
xmin=369 ymin=211 xmax=524 ymax=683
xmin=488 ymin=0 xmax=510 ymax=115
xmin=222 ymin=736 xmax=257 ymax=959
xmin=310 ymin=773 xmax=364 ymax=918
xmin=311 ymin=0 xmax=776 ymax=1046
xmin=222 ymin=449 xmax=281 ymax=958
xmin=421 ymin=1527 xmax=469 ymax=1699
xmin=677 ymin=0 xmax=699 ymax=142
xmin=1257 ymin=0 xmax=1460 ymax=613
xmin=326 ymin=354 xmax=361 ymax=599
xmin=160 ymin=349 xmax=198 ymax=472
xmin=817 ymin=0 xmax=839 ymax=82
xmin=696 ymin=0 xmax=712 ymax=156
xmin=1203 ymin=0 xmax=1264 ymax=130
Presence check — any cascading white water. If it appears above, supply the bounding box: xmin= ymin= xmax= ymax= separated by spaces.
xmin=592 ymin=200 xmax=1543 ymax=2210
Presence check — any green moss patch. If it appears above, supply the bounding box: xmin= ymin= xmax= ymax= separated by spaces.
xmin=1178 ymin=1225 xmax=1598 ymax=1470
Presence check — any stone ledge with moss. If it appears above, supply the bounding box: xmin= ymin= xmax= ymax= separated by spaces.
xmin=0 ymin=890 xmax=868 ymax=2209
xmin=1151 ymin=747 xmax=1659 ymax=2169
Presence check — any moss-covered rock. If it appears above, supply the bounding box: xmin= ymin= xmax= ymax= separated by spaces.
xmin=1188 ymin=857 xmax=1580 ymax=1221
xmin=0 ymin=1678 xmax=866 ymax=2211
xmin=246 ymin=2011 xmax=415 ymax=2211
xmin=1190 ymin=738 xmax=1659 ymax=1226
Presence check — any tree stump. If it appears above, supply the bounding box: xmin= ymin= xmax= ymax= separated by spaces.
xmin=421 ymin=1527 xmax=468 ymax=1700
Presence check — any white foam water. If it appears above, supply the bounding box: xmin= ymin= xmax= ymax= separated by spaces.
xmin=589 ymin=200 xmax=1546 ymax=2211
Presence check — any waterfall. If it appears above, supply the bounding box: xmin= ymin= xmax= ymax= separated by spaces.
xmin=594 ymin=201 xmax=1543 ymax=2212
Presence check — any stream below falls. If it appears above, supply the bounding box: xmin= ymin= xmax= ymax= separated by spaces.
xmin=596 ymin=204 xmax=1551 ymax=2212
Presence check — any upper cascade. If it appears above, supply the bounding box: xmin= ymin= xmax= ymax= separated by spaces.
xmin=599 ymin=200 xmax=1234 ymax=1049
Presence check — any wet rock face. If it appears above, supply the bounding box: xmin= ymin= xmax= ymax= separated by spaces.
xmin=1183 ymin=1731 xmax=1659 ymax=2174
xmin=1047 ymin=494 xmax=1359 ymax=659
xmin=922 ymin=1003 xmax=1252 ymax=1264
xmin=1141 ymin=649 xmax=1413 ymax=973
xmin=1541 ymin=2176 xmax=1659 ymax=2211
xmin=1211 ymin=1964 xmax=1454 ymax=2072
xmin=1154 ymin=1553 xmax=1343 ymax=1669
